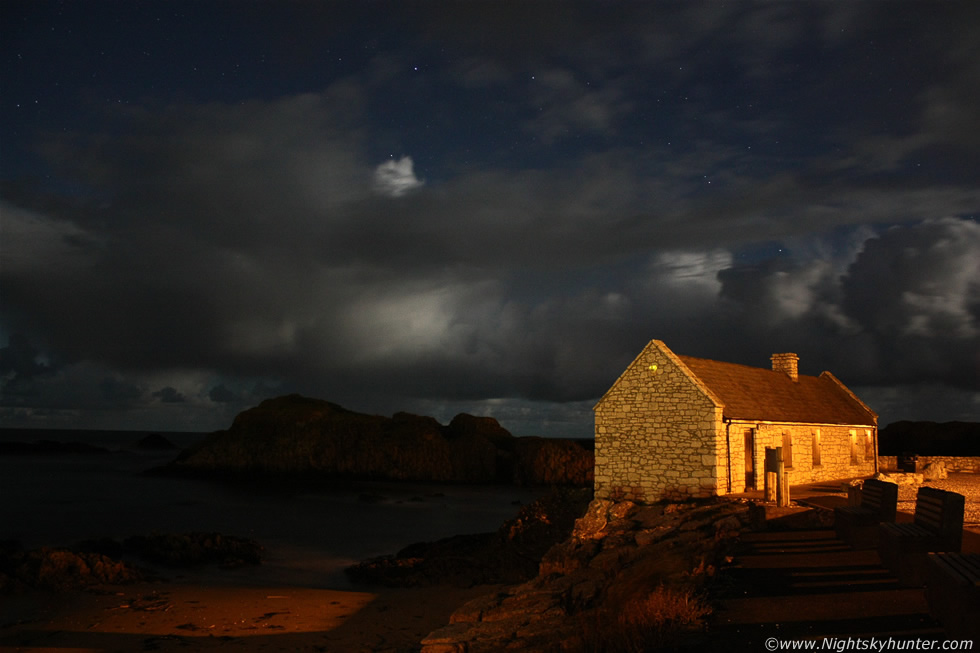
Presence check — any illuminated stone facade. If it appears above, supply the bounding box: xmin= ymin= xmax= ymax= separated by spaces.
xmin=594 ymin=340 xmax=878 ymax=503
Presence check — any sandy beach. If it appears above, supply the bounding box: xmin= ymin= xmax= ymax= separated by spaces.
xmin=1 ymin=577 xmax=499 ymax=653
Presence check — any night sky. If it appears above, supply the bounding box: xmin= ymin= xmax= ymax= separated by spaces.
xmin=2 ymin=1 xmax=978 ymax=436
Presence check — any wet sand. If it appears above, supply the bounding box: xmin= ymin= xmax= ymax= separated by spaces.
xmin=0 ymin=578 xmax=498 ymax=652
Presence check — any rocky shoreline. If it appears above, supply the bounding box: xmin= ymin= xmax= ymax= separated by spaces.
xmin=346 ymin=488 xmax=593 ymax=588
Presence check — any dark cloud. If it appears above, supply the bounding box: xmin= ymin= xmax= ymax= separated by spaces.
xmin=153 ymin=387 xmax=187 ymax=404
xmin=1 ymin=2 xmax=978 ymax=433
xmin=839 ymin=218 xmax=980 ymax=387
xmin=208 ymin=384 xmax=239 ymax=404
xmin=0 ymin=333 xmax=52 ymax=380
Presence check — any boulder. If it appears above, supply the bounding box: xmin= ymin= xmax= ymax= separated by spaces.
xmin=920 ymin=460 xmax=948 ymax=481
xmin=875 ymin=472 xmax=923 ymax=486
xmin=573 ymin=499 xmax=615 ymax=539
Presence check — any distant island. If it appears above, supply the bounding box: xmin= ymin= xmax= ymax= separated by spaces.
xmin=159 ymin=394 xmax=594 ymax=486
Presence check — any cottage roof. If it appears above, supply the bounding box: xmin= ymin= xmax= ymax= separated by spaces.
xmin=677 ymin=354 xmax=877 ymax=426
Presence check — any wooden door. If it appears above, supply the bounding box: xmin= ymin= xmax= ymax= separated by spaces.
xmin=744 ymin=429 xmax=755 ymax=490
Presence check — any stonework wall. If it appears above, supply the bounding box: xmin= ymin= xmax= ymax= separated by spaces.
xmin=594 ymin=341 xmax=723 ymax=503
xmin=879 ymin=455 xmax=980 ymax=474
xmin=738 ymin=422 xmax=876 ymax=486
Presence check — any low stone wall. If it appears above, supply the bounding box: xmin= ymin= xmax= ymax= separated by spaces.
xmin=878 ymin=455 xmax=980 ymax=474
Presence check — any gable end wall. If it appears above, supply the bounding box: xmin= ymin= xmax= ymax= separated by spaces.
xmin=594 ymin=341 xmax=724 ymax=503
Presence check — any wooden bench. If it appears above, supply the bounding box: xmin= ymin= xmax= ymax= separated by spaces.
xmin=878 ymin=486 xmax=965 ymax=587
xmin=834 ymin=478 xmax=898 ymax=549
xmin=925 ymin=552 xmax=980 ymax=640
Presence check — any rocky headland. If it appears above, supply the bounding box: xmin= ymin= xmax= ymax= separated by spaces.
xmin=418 ymin=496 xmax=752 ymax=652
xmin=344 ymin=488 xmax=753 ymax=652
xmin=161 ymin=394 xmax=594 ymax=486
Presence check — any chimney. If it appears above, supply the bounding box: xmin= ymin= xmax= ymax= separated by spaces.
xmin=771 ymin=353 xmax=799 ymax=382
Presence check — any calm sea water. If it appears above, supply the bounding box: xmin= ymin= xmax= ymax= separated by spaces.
xmin=0 ymin=429 xmax=546 ymax=589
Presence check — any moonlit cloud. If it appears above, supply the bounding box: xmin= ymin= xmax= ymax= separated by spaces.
xmin=0 ymin=201 xmax=100 ymax=278
xmin=373 ymin=156 xmax=424 ymax=197
xmin=841 ymin=219 xmax=980 ymax=340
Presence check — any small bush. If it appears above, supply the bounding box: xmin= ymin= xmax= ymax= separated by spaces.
xmin=583 ymin=585 xmax=711 ymax=652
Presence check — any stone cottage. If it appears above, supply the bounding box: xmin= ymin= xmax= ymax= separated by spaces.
xmin=594 ymin=340 xmax=878 ymax=503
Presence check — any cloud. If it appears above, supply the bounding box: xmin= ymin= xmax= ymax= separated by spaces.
xmin=0 ymin=201 xmax=101 ymax=280
xmin=153 ymin=386 xmax=187 ymax=403
xmin=708 ymin=218 xmax=980 ymax=390
xmin=2 ymin=2 xmax=978 ymax=432
xmin=837 ymin=218 xmax=980 ymax=387
xmin=452 ymin=57 xmax=512 ymax=88
xmin=524 ymin=67 xmax=631 ymax=143
xmin=719 ymin=258 xmax=850 ymax=328
xmin=373 ymin=156 xmax=424 ymax=197
xmin=842 ymin=218 xmax=980 ymax=340
xmin=208 ymin=384 xmax=240 ymax=404
xmin=0 ymin=333 xmax=53 ymax=381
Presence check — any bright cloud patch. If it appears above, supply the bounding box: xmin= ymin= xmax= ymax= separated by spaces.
xmin=373 ymin=156 xmax=424 ymax=197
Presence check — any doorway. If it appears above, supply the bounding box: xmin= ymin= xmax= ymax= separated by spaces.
xmin=744 ymin=429 xmax=755 ymax=490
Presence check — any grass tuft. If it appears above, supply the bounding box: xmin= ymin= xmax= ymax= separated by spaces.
xmin=582 ymin=584 xmax=711 ymax=652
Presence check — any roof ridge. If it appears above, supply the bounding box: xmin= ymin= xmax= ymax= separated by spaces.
xmin=678 ymin=353 xmax=818 ymax=380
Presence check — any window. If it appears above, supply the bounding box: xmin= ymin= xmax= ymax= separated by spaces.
xmin=812 ymin=430 xmax=821 ymax=467
xmin=865 ymin=429 xmax=874 ymax=461
xmin=782 ymin=432 xmax=793 ymax=469
xmin=850 ymin=430 xmax=859 ymax=464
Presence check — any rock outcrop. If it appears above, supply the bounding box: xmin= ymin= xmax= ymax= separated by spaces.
xmin=420 ymin=497 xmax=751 ymax=653
xmin=165 ymin=395 xmax=593 ymax=486
xmin=513 ymin=437 xmax=594 ymax=486
xmin=0 ymin=542 xmax=142 ymax=592
xmin=123 ymin=532 xmax=263 ymax=568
